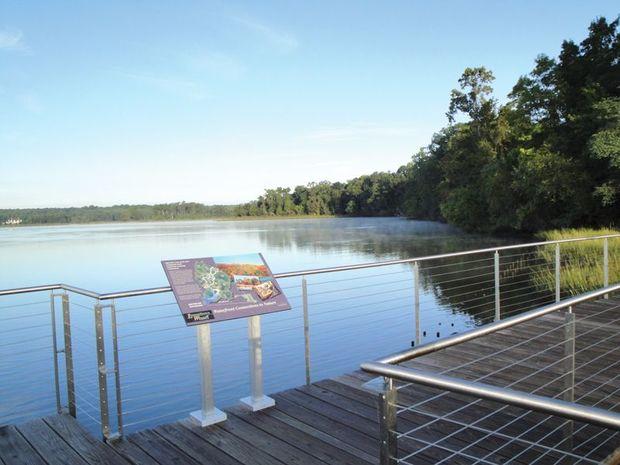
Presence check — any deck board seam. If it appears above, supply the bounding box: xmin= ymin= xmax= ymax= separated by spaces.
xmin=175 ymin=418 xmax=280 ymax=465
xmin=223 ymin=410 xmax=324 ymax=465
xmin=150 ymin=426 xmax=234 ymax=465
xmin=11 ymin=426 xmax=49 ymax=465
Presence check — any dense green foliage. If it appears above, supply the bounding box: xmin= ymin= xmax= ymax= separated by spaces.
xmin=233 ymin=171 xmax=407 ymax=217
xmin=3 ymin=17 xmax=618 ymax=231
xmin=236 ymin=17 xmax=620 ymax=232
xmin=0 ymin=203 xmax=236 ymax=225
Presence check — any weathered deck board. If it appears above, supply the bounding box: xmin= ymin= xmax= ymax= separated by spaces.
xmin=0 ymin=425 xmax=47 ymax=465
xmin=17 ymin=419 xmax=91 ymax=465
xmin=127 ymin=429 xmax=198 ymax=465
xmin=42 ymin=415 xmax=130 ymax=465
xmin=2 ymin=296 xmax=619 ymax=464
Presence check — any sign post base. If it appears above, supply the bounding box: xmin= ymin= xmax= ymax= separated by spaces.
xmin=240 ymin=395 xmax=275 ymax=412
xmin=190 ymin=408 xmax=227 ymax=427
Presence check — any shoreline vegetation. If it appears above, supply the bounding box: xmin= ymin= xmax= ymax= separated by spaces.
xmin=0 ymin=212 xmax=339 ymax=228
xmin=2 ymin=17 xmax=618 ymax=234
xmin=534 ymin=228 xmax=620 ymax=295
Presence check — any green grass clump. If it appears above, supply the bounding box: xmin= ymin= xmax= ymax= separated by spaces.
xmin=534 ymin=228 xmax=620 ymax=295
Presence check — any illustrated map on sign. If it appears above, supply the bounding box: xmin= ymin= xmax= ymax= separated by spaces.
xmin=162 ymin=253 xmax=291 ymax=325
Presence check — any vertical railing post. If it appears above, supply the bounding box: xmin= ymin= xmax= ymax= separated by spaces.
xmin=191 ymin=324 xmax=226 ymax=426
xmin=563 ymin=307 xmax=575 ymax=450
xmin=109 ymin=300 xmax=123 ymax=437
xmin=241 ymin=315 xmax=275 ymax=411
xmin=555 ymin=243 xmax=561 ymax=302
xmin=62 ymin=293 xmax=76 ymax=417
xmin=94 ymin=302 xmax=111 ymax=440
xmin=302 ymin=278 xmax=311 ymax=385
xmin=413 ymin=262 xmax=420 ymax=345
xmin=50 ymin=292 xmax=62 ymax=414
xmin=494 ymin=251 xmax=500 ymax=321
xmin=603 ymin=237 xmax=609 ymax=299
xmin=378 ymin=377 xmax=397 ymax=465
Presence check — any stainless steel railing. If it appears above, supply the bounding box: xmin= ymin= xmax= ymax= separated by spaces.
xmin=2 ymin=233 xmax=618 ymax=299
xmin=0 ymin=234 xmax=618 ymax=443
xmin=361 ymin=284 xmax=620 ymax=464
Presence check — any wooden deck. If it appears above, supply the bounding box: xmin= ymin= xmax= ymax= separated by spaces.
xmin=1 ymin=297 xmax=619 ymax=465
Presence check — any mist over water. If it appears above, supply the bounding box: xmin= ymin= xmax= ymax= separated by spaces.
xmin=0 ymin=217 xmax=508 ymax=290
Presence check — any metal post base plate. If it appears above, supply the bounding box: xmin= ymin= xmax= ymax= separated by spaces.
xmin=104 ymin=433 xmax=121 ymax=444
xmin=361 ymin=376 xmax=385 ymax=393
xmin=190 ymin=408 xmax=227 ymax=427
xmin=240 ymin=395 xmax=275 ymax=411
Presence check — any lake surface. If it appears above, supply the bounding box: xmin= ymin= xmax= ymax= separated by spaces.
xmin=0 ymin=218 xmax=549 ymax=434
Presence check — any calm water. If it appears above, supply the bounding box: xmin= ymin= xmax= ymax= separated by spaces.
xmin=1 ymin=218 xmax=544 ymax=434
xmin=0 ymin=217 xmax=509 ymax=291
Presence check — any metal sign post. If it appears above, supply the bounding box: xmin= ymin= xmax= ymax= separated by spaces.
xmin=162 ymin=253 xmax=289 ymax=420
xmin=240 ymin=315 xmax=275 ymax=411
xmin=191 ymin=324 xmax=227 ymax=426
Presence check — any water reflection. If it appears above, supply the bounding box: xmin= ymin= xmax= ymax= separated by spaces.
xmin=1 ymin=217 xmax=551 ymax=434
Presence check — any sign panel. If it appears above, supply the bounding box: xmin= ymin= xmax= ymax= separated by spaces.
xmin=162 ymin=253 xmax=290 ymax=325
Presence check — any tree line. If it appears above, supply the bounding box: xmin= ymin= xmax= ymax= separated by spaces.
xmin=233 ymin=171 xmax=407 ymax=217
xmin=237 ymin=16 xmax=620 ymax=233
xmin=3 ymin=17 xmax=618 ymax=233
xmin=0 ymin=203 xmax=237 ymax=225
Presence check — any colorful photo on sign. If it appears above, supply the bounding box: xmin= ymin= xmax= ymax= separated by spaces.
xmin=162 ymin=253 xmax=290 ymax=325
xmin=195 ymin=254 xmax=270 ymax=304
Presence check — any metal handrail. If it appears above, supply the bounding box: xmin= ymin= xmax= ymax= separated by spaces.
xmin=361 ymin=283 xmax=620 ymax=430
xmin=1 ymin=233 xmax=617 ymax=445
xmin=361 ymin=362 xmax=620 ymax=430
xmin=370 ymin=283 xmax=620 ymax=366
xmin=1 ymin=233 xmax=618 ymax=300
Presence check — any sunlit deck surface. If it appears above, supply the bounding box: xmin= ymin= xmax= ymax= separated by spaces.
xmin=1 ymin=296 xmax=619 ymax=465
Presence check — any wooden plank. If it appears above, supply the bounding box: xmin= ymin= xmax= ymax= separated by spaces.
xmin=153 ymin=423 xmax=242 ymax=465
xmin=228 ymin=405 xmax=369 ymax=465
xmin=111 ymin=439 xmax=162 ymax=465
xmin=128 ymin=430 xmax=198 ymax=465
xmin=271 ymin=392 xmax=379 ymax=457
xmin=216 ymin=411 xmax=320 ymax=465
xmin=263 ymin=404 xmax=378 ymax=464
xmin=0 ymin=425 xmax=47 ymax=465
xmin=16 ymin=419 xmax=90 ymax=465
xmin=43 ymin=415 xmax=130 ymax=465
xmin=278 ymin=390 xmax=444 ymax=465
xmin=177 ymin=418 xmax=285 ymax=465
xmin=278 ymin=389 xmax=378 ymax=439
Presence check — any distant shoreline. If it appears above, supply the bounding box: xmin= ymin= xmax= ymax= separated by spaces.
xmin=0 ymin=214 xmax=345 ymax=228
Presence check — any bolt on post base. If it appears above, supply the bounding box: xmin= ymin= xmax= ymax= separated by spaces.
xmin=240 ymin=395 xmax=275 ymax=412
xmin=190 ymin=408 xmax=227 ymax=427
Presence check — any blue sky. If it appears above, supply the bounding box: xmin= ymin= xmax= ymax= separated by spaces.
xmin=1 ymin=1 xmax=618 ymax=208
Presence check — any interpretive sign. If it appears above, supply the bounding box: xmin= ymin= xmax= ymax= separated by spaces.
xmin=162 ymin=253 xmax=290 ymax=325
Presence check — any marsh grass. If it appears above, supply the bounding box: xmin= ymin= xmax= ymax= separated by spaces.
xmin=533 ymin=228 xmax=620 ymax=295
